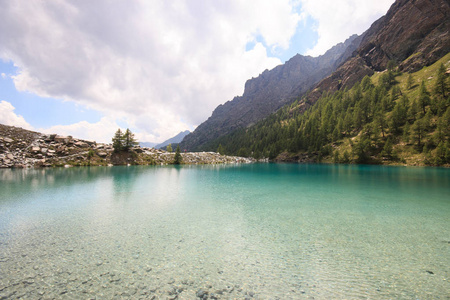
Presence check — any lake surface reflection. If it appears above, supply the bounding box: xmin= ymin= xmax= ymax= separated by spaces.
xmin=0 ymin=164 xmax=449 ymax=299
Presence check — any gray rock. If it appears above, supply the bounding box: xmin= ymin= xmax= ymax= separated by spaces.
xmin=74 ymin=141 xmax=88 ymax=148
xmin=98 ymin=152 xmax=108 ymax=158
xmin=55 ymin=135 xmax=71 ymax=144
xmin=196 ymin=289 xmax=208 ymax=299
xmin=31 ymin=146 xmax=40 ymax=153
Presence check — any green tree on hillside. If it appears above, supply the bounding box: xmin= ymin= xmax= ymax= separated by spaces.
xmin=174 ymin=145 xmax=182 ymax=164
xmin=387 ymin=60 xmax=396 ymax=72
xmin=381 ymin=137 xmax=393 ymax=159
xmin=112 ymin=128 xmax=138 ymax=152
xmin=123 ymin=128 xmax=138 ymax=151
xmin=406 ymin=73 xmax=414 ymax=90
xmin=217 ymin=144 xmax=225 ymax=155
xmin=352 ymin=135 xmax=371 ymax=163
xmin=412 ymin=118 xmax=426 ymax=149
xmin=166 ymin=144 xmax=173 ymax=152
xmin=434 ymin=63 xmax=447 ymax=99
xmin=418 ymin=80 xmax=430 ymax=115
xmin=112 ymin=129 xmax=124 ymax=152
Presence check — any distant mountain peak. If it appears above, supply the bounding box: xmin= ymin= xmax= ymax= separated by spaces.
xmin=181 ymin=34 xmax=361 ymax=151
xmin=155 ymin=130 xmax=190 ymax=149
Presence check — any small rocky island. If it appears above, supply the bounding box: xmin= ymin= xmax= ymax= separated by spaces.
xmin=0 ymin=124 xmax=256 ymax=168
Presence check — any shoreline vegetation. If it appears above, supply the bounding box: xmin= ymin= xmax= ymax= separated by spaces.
xmin=0 ymin=124 xmax=257 ymax=169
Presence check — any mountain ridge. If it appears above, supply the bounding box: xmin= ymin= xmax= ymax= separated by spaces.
xmin=182 ymin=0 xmax=450 ymax=153
xmin=180 ymin=34 xmax=362 ymax=151
xmin=155 ymin=130 xmax=190 ymax=149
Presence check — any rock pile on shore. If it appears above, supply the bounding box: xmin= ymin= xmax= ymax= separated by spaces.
xmin=0 ymin=124 xmax=255 ymax=168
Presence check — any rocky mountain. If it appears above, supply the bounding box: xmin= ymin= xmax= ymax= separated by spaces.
xmin=155 ymin=130 xmax=190 ymax=149
xmin=304 ymin=0 xmax=450 ymax=106
xmin=195 ymin=0 xmax=450 ymax=167
xmin=180 ymin=34 xmax=362 ymax=151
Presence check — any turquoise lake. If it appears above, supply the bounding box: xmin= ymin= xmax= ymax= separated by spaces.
xmin=0 ymin=163 xmax=449 ymax=299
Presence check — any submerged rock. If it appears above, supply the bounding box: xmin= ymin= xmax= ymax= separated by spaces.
xmin=196 ymin=289 xmax=208 ymax=299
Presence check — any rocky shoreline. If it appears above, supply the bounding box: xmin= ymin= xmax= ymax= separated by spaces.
xmin=0 ymin=124 xmax=256 ymax=168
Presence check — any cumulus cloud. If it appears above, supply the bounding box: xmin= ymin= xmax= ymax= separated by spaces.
xmin=300 ymin=0 xmax=395 ymax=56
xmin=40 ymin=117 xmax=121 ymax=143
xmin=0 ymin=0 xmax=395 ymax=142
xmin=0 ymin=100 xmax=33 ymax=130
xmin=0 ymin=100 xmax=120 ymax=143
xmin=0 ymin=0 xmax=300 ymax=142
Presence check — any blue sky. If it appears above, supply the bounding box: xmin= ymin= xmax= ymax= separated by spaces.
xmin=0 ymin=0 xmax=394 ymax=143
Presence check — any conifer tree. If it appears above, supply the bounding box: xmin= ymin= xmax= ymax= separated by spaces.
xmin=333 ymin=149 xmax=340 ymax=163
xmin=434 ymin=63 xmax=447 ymax=99
xmin=217 ymin=144 xmax=225 ymax=155
xmin=112 ymin=129 xmax=124 ymax=152
xmin=434 ymin=141 xmax=445 ymax=165
xmin=403 ymin=122 xmax=411 ymax=143
xmin=406 ymin=73 xmax=414 ymax=90
xmin=352 ymin=135 xmax=371 ymax=163
xmin=381 ymin=137 xmax=393 ymax=159
xmin=342 ymin=150 xmax=350 ymax=163
xmin=361 ymin=75 xmax=373 ymax=91
xmin=409 ymin=99 xmax=420 ymax=121
xmin=374 ymin=111 xmax=387 ymax=138
xmin=123 ymin=128 xmax=138 ymax=151
xmin=112 ymin=128 xmax=138 ymax=152
xmin=174 ymin=145 xmax=182 ymax=164
xmin=418 ymin=80 xmax=430 ymax=115
xmin=387 ymin=60 xmax=396 ymax=72
xmin=412 ymin=118 xmax=425 ymax=149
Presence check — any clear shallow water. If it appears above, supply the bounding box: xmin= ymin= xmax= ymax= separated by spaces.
xmin=0 ymin=164 xmax=449 ymax=299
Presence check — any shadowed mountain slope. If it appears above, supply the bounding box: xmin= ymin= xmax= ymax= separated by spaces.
xmin=303 ymin=0 xmax=450 ymax=108
xmin=180 ymin=35 xmax=362 ymax=151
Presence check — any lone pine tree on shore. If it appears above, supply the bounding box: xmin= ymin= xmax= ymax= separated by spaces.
xmin=174 ymin=145 xmax=182 ymax=164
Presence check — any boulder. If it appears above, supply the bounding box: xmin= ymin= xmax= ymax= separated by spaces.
xmin=98 ymin=152 xmax=108 ymax=158
xmin=133 ymin=147 xmax=144 ymax=153
xmin=44 ymin=134 xmax=57 ymax=142
xmin=55 ymin=135 xmax=72 ymax=144
xmin=74 ymin=141 xmax=88 ymax=148
xmin=31 ymin=146 xmax=40 ymax=153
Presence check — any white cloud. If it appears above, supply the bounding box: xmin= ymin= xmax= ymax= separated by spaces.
xmin=0 ymin=100 xmax=33 ymax=130
xmin=0 ymin=0 xmax=301 ymax=142
xmin=1 ymin=73 xmax=6 ymax=79
xmin=0 ymin=100 xmax=118 ymax=143
xmin=40 ymin=117 xmax=121 ymax=143
xmin=0 ymin=0 xmax=396 ymax=142
xmin=300 ymin=0 xmax=394 ymax=56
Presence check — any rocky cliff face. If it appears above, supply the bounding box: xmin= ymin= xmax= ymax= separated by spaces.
xmin=180 ymin=35 xmax=361 ymax=151
xmin=305 ymin=0 xmax=450 ymax=105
